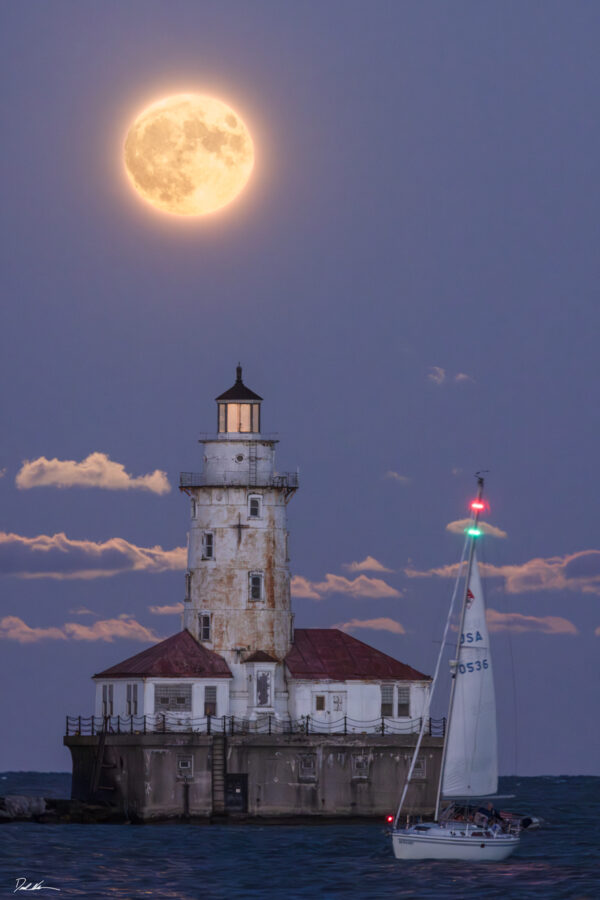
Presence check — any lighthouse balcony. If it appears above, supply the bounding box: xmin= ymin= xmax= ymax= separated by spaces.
xmin=179 ymin=471 xmax=299 ymax=490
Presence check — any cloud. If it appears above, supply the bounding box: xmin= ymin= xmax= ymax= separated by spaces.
xmin=290 ymin=575 xmax=321 ymax=599
xmin=333 ymin=617 xmax=406 ymax=635
xmin=292 ymin=572 xmax=401 ymax=600
xmin=428 ymin=368 xmax=473 ymax=386
xmin=428 ymin=366 xmax=446 ymax=385
xmin=0 ymin=615 xmax=160 ymax=643
xmin=149 ymin=603 xmax=184 ymax=615
xmin=446 ymin=519 xmax=508 ymax=539
xmin=68 ymin=607 xmax=98 ymax=617
xmin=596 ymin=627 xmax=600 ymax=637
xmin=63 ymin=617 xmax=160 ymax=642
xmin=0 ymin=531 xmax=187 ymax=580
xmin=0 ymin=616 xmax=67 ymax=643
xmin=384 ymin=471 xmax=411 ymax=484
xmin=406 ymin=548 xmax=600 ymax=595
xmin=486 ymin=609 xmax=578 ymax=635
xmin=343 ymin=556 xmax=394 ymax=574
xmin=16 ymin=453 xmax=170 ymax=495
xmin=0 ymin=468 xmax=6 ymax=479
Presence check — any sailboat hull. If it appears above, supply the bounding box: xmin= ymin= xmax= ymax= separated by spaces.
xmin=392 ymin=825 xmax=519 ymax=861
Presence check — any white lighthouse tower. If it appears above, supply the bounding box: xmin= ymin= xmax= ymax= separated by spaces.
xmin=179 ymin=366 xmax=298 ymax=719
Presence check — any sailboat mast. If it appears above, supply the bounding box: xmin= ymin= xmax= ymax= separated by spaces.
xmin=434 ymin=475 xmax=485 ymax=821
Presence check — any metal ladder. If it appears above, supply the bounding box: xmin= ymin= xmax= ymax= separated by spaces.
xmin=248 ymin=442 xmax=257 ymax=487
xmin=90 ymin=720 xmax=116 ymax=798
xmin=212 ymin=734 xmax=226 ymax=815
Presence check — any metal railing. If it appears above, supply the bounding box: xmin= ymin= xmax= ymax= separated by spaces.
xmin=179 ymin=471 xmax=299 ymax=490
xmin=196 ymin=433 xmax=280 ymax=442
xmin=65 ymin=714 xmax=446 ymax=737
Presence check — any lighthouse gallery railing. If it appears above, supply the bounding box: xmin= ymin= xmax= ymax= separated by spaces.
xmin=65 ymin=714 xmax=446 ymax=737
xmin=179 ymin=471 xmax=299 ymax=489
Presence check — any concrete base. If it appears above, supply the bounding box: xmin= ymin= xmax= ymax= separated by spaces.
xmin=65 ymin=732 xmax=443 ymax=822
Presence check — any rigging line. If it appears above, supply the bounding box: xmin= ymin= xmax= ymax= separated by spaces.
xmin=393 ymin=533 xmax=469 ymax=827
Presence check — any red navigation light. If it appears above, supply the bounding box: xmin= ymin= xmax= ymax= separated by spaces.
xmin=386 ymin=815 xmax=394 ymax=823
xmin=471 ymin=501 xmax=485 ymax=511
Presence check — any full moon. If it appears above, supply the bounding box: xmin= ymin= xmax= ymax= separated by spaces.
xmin=123 ymin=94 xmax=254 ymax=216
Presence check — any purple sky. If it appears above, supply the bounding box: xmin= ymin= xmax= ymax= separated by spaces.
xmin=1 ymin=1 xmax=599 ymax=774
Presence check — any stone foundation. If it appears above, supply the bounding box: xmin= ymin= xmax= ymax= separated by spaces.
xmin=65 ymin=732 xmax=443 ymax=822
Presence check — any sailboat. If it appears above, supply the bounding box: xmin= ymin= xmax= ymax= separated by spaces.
xmin=391 ymin=478 xmax=520 ymax=861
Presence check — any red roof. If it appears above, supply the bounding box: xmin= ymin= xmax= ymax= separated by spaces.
xmin=93 ymin=630 xmax=232 ymax=679
xmin=285 ymin=629 xmax=429 ymax=681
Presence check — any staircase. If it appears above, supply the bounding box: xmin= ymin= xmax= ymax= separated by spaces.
xmin=90 ymin=723 xmax=117 ymax=799
xmin=212 ymin=734 xmax=226 ymax=815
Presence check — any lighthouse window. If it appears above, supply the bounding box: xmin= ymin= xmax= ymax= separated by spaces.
xmin=155 ymin=684 xmax=191 ymax=711
xmin=249 ymin=496 xmax=262 ymax=518
xmin=200 ymin=614 xmax=211 ymax=642
xmin=351 ymin=754 xmax=370 ymax=779
xmin=413 ymin=756 xmax=426 ymax=778
xmin=397 ymin=686 xmax=410 ymax=717
xmin=102 ymin=684 xmax=113 ymax=717
xmin=202 ymin=532 xmax=214 ymax=559
xmin=185 ymin=572 xmax=191 ymax=601
xmin=315 ymin=695 xmax=326 ymax=712
xmin=204 ymin=685 xmax=217 ymax=716
xmin=240 ymin=403 xmax=251 ymax=433
xmin=223 ymin=402 xmax=254 ymax=433
xmin=381 ymin=685 xmax=394 ymax=717
xmin=191 ymin=499 xmax=197 ymax=519
xmin=249 ymin=572 xmax=263 ymax=602
xmin=126 ymin=684 xmax=138 ymax=716
xmin=256 ymin=671 xmax=272 ymax=707
xmin=299 ymin=753 xmax=317 ymax=781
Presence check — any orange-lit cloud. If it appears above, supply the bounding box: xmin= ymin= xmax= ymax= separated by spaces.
xmin=0 ymin=531 xmax=186 ymax=579
xmin=343 ymin=556 xmax=394 ymax=574
xmin=446 ymin=519 xmax=508 ymax=539
xmin=149 ymin=603 xmax=184 ymax=615
xmin=292 ymin=572 xmax=401 ymax=600
xmin=486 ymin=609 xmax=578 ymax=635
xmin=333 ymin=617 xmax=406 ymax=635
xmin=63 ymin=617 xmax=160 ymax=642
xmin=290 ymin=575 xmax=321 ymax=599
xmin=0 ymin=615 xmax=160 ymax=643
xmin=406 ymin=549 xmax=600 ymax=595
xmin=0 ymin=616 xmax=67 ymax=643
xmin=16 ymin=453 xmax=170 ymax=495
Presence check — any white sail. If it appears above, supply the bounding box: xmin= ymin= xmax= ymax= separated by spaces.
xmin=442 ymin=554 xmax=498 ymax=797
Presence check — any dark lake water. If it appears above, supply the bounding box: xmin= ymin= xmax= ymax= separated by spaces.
xmin=1 ymin=774 xmax=598 ymax=899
